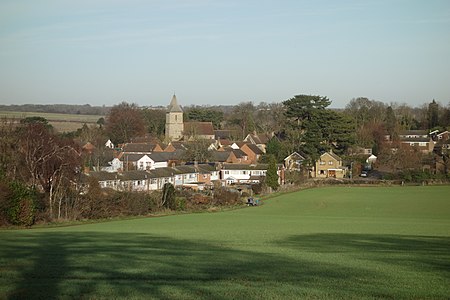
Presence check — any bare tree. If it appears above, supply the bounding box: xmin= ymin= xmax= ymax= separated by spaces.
xmin=106 ymin=102 xmax=146 ymax=144
xmin=17 ymin=123 xmax=82 ymax=219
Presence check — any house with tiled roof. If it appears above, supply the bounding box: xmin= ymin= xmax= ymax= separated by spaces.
xmin=211 ymin=150 xmax=237 ymax=163
xmin=397 ymin=130 xmax=435 ymax=154
xmin=240 ymin=143 xmax=264 ymax=164
xmin=120 ymin=153 xmax=169 ymax=171
xmin=314 ymin=151 xmax=347 ymax=178
xmin=284 ymin=152 xmax=305 ymax=171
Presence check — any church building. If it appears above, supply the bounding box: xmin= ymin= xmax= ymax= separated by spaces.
xmin=165 ymin=94 xmax=184 ymax=141
xmin=165 ymin=95 xmax=215 ymax=141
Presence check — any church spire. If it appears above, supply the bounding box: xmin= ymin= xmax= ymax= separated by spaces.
xmin=167 ymin=94 xmax=183 ymax=113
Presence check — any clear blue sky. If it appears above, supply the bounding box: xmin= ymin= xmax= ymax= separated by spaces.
xmin=1 ymin=0 xmax=449 ymax=108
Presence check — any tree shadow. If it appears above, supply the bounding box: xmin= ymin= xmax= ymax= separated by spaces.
xmin=278 ymin=233 xmax=450 ymax=271
xmin=277 ymin=233 xmax=450 ymax=297
xmin=0 ymin=232 xmax=449 ymax=299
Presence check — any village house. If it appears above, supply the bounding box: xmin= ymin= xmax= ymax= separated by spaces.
xmin=120 ymin=152 xmax=169 ymax=171
xmin=89 ymin=164 xmax=220 ymax=192
xmin=284 ymin=152 xmax=305 ymax=171
xmin=232 ymin=143 xmax=264 ymax=164
xmin=219 ymin=163 xmax=284 ymax=186
xmin=398 ymin=130 xmax=435 ymax=154
xmin=314 ymin=151 xmax=347 ymax=178
xmin=243 ymin=132 xmax=272 ymax=153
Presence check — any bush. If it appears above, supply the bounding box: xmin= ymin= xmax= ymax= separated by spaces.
xmin=5 ymin=181 xmax=36 ymax=226
xmin=213 ymin=186 xmax=241 ymax=205
xmin=251 ymin=183 xmax=263 ymax=195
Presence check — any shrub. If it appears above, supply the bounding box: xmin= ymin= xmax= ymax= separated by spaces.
xmin=213 ymin=186 xmax=241 ymax=205
xmin=6 ymin=181 xmax=36 ymax=226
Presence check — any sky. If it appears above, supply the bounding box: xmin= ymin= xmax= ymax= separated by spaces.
xmin=0 ymin=0 xmax=449 ymax=108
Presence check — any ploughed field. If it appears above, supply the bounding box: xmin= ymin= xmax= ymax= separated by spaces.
xmin=1 ymin=186 xmax=449 ymax=299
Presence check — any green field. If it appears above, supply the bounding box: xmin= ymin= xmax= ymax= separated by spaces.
xmin=1 ymin=186 xmax=449 ymax=299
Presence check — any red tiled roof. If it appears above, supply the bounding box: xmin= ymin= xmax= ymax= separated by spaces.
xmin=184 ymin=122 xmax=214 ymax=136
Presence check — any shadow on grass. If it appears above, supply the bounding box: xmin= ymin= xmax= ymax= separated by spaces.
xmin=0 ymin=232 xmax=449 ymax=299
xmin=279 ymin=233 xmax=450 ymax=271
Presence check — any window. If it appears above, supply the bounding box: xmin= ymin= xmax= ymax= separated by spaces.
xmin=242 ymin=171 xmax=247 ymax=175
xmin=224 ymin=171 xmax=229 ymax=174
xmin=320 ymin=161 xmax=325 ymax=165
xmin=328 ymin=161 xmax=333 ymax=165
xmin=419 ymin=142 xmax=426 ymax=146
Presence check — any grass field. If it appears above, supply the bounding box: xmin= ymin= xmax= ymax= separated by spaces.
xmin=0 ymin=111 xmax=104 ymax=132
xmin=0 ymin=186 xmax=449 ymax=299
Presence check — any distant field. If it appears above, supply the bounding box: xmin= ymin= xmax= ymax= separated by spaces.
xmin=0 ymin=186 xmax=449 ymax=299
xmin=0 ymin=111 xmax=104 ymax=132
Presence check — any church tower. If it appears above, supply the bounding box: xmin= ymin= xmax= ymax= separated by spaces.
xmin=165 ymin=94 xmax=184 ymax=141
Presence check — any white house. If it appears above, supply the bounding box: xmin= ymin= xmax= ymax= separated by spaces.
xmin=219 ymin=164 xmax=269 ymax=186
xmin=121 ymin=153 xmax=169 ymax=171
xmin=101 ymin=158 xmax=122 ymax=173
xmin=105 ymin=139 xmax=114 ymax=149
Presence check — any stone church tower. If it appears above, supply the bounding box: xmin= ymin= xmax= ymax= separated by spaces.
xmin=165 ymin=94 xmax=184 ymax=141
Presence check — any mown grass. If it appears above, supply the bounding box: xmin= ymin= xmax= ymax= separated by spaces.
xmin=0 ymin=186 xmax=449 ymax=299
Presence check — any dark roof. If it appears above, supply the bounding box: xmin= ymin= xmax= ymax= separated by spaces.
xmin=196 ymin=164 xmax=217 ymax=173
xmin=222 ymin=164 xmax=268 ymax=170
xmin=245 ymin=143 xmax=264 ymax=155
xmin=120 ymin=154 xmax=147 ymax=162
xmin=122 ymin=143 xmax=157 ymax=153
xmin=148 ymin=152 xmax=172 ymax=162
xmin=183 ymin=122 xmax=215 ymax=136
xmin=214 ymin=130 xmax=237 ymax=139
xmin=400 ymin=137 xmax=432 ymax=143
xmin=212 ymin=151 xmax=231 ymax=162
xmin=247 ymin=133 xmax=272 ymax=144
xmin=121 ymin=170 xmax=150 ymax=180
xmin=167 ymin=94 xmax=183 ymax=113
xmin=399 ymin=130 xmax=429 ymax=136
xmin=147 ymin=167 xmax=181 ymax=178
xmin=174 ymin=165 xmax=197 ymax=174
xmin=167 ymin=141 xmax=187 ymax=150
xmin=87 ymin=171 xmax=120 ymax=181
xmin=232 ymin=149 xmax=247 ymax=158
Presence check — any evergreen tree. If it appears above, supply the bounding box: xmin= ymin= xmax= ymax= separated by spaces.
xmin=428 ymin=99 xmax=439 ymax=129
xmin=265 ymin=155 xmax=279 ymax=191
xmin=161 ymin=183 xmax=176 ymax=210
xmin=385 ymin=106 xmax=397 ymax=136
xmin=265 ymin=137 xmax=285 ymax=163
